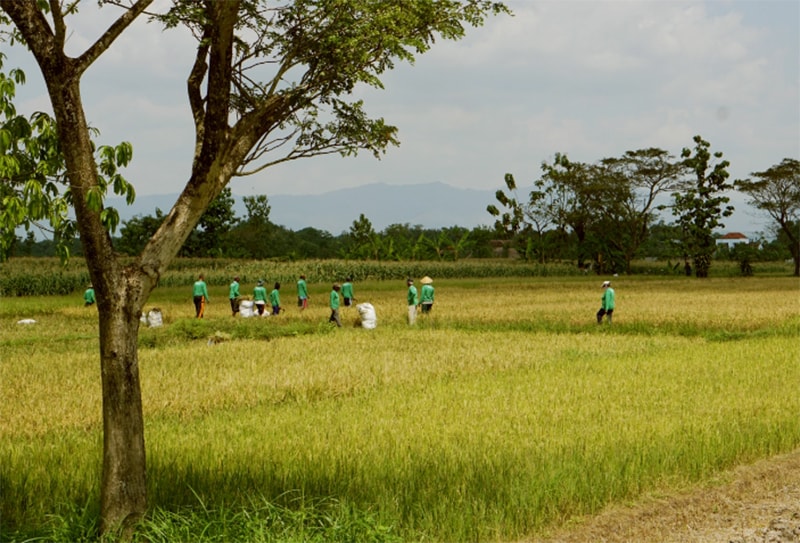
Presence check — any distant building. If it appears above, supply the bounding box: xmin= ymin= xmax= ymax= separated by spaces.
xmin=716 ymin=232 xmax=749 ymax=249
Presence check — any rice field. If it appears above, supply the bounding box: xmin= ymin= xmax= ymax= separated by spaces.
xmin=1 ymin=274 xmax=799 ymax=542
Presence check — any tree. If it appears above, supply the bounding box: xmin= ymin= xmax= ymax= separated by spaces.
xmin=598 ymin=148 xmax=684 ymax=273
xmin=0 ymin=0 xmax=508 ymax=537
xmin=0 ymin=53 xmax=74 ymax=261
xmin=227 ymin=194 xmax=273 ymax=258
xmin=735 ymin=158 xmax=800 ymax=276
xmin=346 ymin=213 xmax=379 ymax=259
xmin=672 ymin=135 xmax=734 ymax=278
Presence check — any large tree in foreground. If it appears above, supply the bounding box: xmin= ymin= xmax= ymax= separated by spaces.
xmin=735 ymin=158 xmax=800 ymax=276
xmin=0 ymin=0 xmax=507 ymax=537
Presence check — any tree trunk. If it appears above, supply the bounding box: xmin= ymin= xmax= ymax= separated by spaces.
xmin=98 ymin=279 xmax=147 ymax=537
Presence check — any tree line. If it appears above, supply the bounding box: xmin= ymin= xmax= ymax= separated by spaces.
xmin=487 ymin=141 xmax=799 ymax=277
xmin=8 ymin=146 xmax=798 ymax=276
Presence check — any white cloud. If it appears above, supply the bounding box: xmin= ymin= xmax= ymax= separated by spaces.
xmin=2 ymin=0 xmax=797 ymax=233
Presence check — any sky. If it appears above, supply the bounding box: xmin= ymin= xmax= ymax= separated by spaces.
xmin=3 ymin=0 xmax=799 ymax=234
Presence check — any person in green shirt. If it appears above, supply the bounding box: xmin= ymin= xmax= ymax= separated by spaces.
xmin=406 ymin=278 xmax=419 ymax=325
xmin=341 ymin=277 xmax=355 ymax=307
xmin=597 ymin=280 xmax=615 ymax=324
xmin=253 ymin=279 xmax=268 ymax=317
xmin=270 ymin=282 xmax=282 ymax=315
xmin=193 ymin=274 xmax=210 ymax=318
xmin=83 ymin=284 xmax=96 ymax=307
xmin=420 ymin=276 xmax=434 ymax=314
xmin=297 ymin=274 xmax=309 ymax=310
xmin=329 ymin=283 xmax=342 ymax=327
xmin=229 ymin=276 xmax=241 ymax=317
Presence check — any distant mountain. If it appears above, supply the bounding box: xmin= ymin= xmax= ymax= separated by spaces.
xmin=109 ymin=182 xmax=497 ymax=234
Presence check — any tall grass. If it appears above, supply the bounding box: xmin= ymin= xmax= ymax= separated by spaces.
xmin=1 ymin=276 xmax=799 ymax=541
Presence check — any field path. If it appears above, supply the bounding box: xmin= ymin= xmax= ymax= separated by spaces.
xmin=525 ymin=449 xmax=800 ymax=543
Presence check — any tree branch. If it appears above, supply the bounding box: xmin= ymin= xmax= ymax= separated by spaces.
xmin=74 ymin=0 xmax=154 ymax=75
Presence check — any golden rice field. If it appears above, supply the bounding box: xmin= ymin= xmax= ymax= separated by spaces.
xmin=1 ymin=275 xmax=799 ymax=542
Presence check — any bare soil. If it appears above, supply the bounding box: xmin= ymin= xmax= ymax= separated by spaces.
xmin=525 ymin=449 xmax=800 ymax=543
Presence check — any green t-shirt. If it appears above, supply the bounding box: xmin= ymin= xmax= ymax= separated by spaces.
xmin=330 ymin=289 xmax=340 ymax=310
xmin=601 ymin=287 xmax=615 ymax=310
xmin=253 ymin=285 xmax=267 ymax=303
xmin=297 ymin=279 xmax=308 ymax=298
xmin=341 ymin=282 xmax=354 ymax=299
xmin=270 ymin=288 xmax=281 ymax=307
xmin=83 ymin=288 xmax=95 ymax=304
xmin=407 ymin=285 xmax=418 ymax=306
xmin=193 ymin=280 xmax=209 ymax=300
xmin=421 ymin=284 xmax=434 ymax=304
xmin=229 ymin=281 xmax=240 ymax=299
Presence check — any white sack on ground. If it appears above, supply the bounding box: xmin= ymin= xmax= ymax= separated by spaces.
xmin=146 ymin=309 xmax=163 ymax=328
xmin=240 ymin=300 xmax=254 ymax=318
xmin=356 ymin=302 xmax=377 ymax=329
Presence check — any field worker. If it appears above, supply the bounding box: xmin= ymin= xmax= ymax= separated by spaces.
xmin=329 ymin=283 xmax=342 ymax=327
xmin=407 ymin=278 xmax=419 ymax=325
xmin=193 ymin=274 xmax=209 ymax=318
xmin=420 ymin=276 xmax=434 ymax=314
xmin=297 ymin=274 xmax=309 ymax=310
xmin=341 ymin=276 xmax=355 ymax=307
xmin=253 ymin=279 xmax=268 ymax=317
xmin=270 ymin=282 xmax=282 ymax=316
xmin=229 ymin=276 xmax=241 ymax=317
xmin=83 ymin=283 xmax=96 ymax=306
xmin=597 ymin=280 xmax=615 ymax=324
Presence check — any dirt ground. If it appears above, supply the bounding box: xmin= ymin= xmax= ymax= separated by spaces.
xmin=525 ymin=449 xmax=800 ymax=543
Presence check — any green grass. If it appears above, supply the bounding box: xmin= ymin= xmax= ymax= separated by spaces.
xmin=1 ymin=276 xmax=799 ymax=542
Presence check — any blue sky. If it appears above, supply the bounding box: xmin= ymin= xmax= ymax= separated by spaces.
xmin=4 ymin=0 xmax=799 ymax=234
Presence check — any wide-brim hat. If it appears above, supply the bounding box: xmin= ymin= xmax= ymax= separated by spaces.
xmin=601 ymin=280 xmax=611 ymax=288
xmin=420 ymin=276 xmax=433 ymax=285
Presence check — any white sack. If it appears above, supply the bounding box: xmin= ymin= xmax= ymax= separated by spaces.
xmin=146 ymin=309 xmax=163 ymax=328
xmin=240 ymin=300 xmax=255 ymax=318
xmin=356 ymin=302 xmax=377 ymax=329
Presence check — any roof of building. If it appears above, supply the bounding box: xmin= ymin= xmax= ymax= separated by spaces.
xmin=719 ymin=232 xmax=749 ymax=240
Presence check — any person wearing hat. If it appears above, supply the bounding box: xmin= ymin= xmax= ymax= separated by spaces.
xmin=253 ymin=279 xmax=268 ymax=317
xmin=406 ymin=278 xmax=419 ymax=325
xmin=420 ymin=276 xmax=435 ymax=314
xmin=229 ymin=276 xmax=241 ymax=317
xmin=597 ymin=280 xmax=615 ymax=324
xmin=83 ymin=283 xmax=96 ymax=306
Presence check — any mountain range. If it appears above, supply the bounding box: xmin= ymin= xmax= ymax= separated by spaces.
xmin=110 ymin=182 xmax=497 ymax=235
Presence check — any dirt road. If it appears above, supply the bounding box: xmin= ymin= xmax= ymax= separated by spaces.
xmin=526 ymin=449 xmax=800 ymax=543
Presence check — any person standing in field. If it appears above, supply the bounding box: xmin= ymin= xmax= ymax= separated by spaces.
xmin=83 ymin=283 xmax=96 ymax=307
xmin=406 ymin=278 xmax=419 ymax=325
xmin=229 ymin=276 xmax=241 ymax=317
xmin=419 ymin=275 xmax=434 ymax=314
xmin=297 ymin=274 xmax=309 ymax=310
xmin=253 ymin=279 xmax=268 ymax=317
xmin=193 ymin=274 xmax=210 ymax=318
xmin=270 ymin=282 xmax=282 ymax=316
xmin=329 ymin=283 xmax=342 ymax=327
xmin=597 ymin=280 xmax=615 ymax=324
xmin=341 ymin=276 xmax=355 ymax=307
xmin=420 ymin=276 xmax=434 ymax=314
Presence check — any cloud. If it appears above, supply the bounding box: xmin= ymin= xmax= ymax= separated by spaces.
xmin=2 ymin=0 xmax=797 ymax=236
